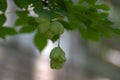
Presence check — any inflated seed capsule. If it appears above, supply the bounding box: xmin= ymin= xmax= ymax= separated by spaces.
xmin=38 ymin=20 xmax=50 ymax=33
xmin=50 ymin=21 xmax=64 ymax=35
xmin=49 ymin=47 xmax=66 ymax=69
xmin=45 ymin=30 xmax=55 ymax=39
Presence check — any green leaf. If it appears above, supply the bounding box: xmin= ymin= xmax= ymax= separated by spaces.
xmin=19 ymin=24 xmax=37 ymax=33
xmin=110 ymin=28 xmax=120 ymax=35
xmin=50 ymin=47 xmax=66 ymax=69
xmin=0 ymin=0 xmax=7 ymax=11
xmin=53 ymin=0 xmax=73 ymax=11
xmin=36 ymin=8 xmax=58 ymax=19
xmin=101 ymin=18 xmax=113 ymax=27
xmin=79 ymin=0 xmax=97 ymax=5
xmin=34 ymin=32 xmax=47 ymax=52
xmin=96 ymin=4 xmax=110 ymax=11
xmin=15 ymin=11 xmax=30 ymax=26
xmin=16 ymin=11 xmax=38 ymax=25
xmin=98 ymin=13 xmax=109 ymax=18
xmin=67 ymin=15 xmax=80 ymax=30
xmin=93 ymin=26 xmax=111 ymax=37
xmin=79 ymin=24 xmax=100 ymax=41
xmin=0 ymin=27 xmax=17 ymax=38
xmin=14 ymin=0 xmax=29 ymax=8
xmin=32 ymin=0 xmax=43 ymax=12
xmin=0 ymin=14 xmax=6 ymax=26
xmin=51 ymin=35 xmax=60 ymax=42
xmin=59 ymin=20 xmax=73 ymax=30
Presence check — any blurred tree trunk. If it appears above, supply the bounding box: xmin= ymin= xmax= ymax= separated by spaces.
xmin=55 ymin=31 xmax=87 ymax=80
xmin=0 ymin=0 xmax=35 ymax=80
xmin=109 ymin=0 xmax=120 ymax=7
xmin=0 ymin=43 xmax=35 ymax=80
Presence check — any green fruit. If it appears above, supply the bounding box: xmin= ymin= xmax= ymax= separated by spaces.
xmin=50 ymin=47 xmax=66 ymax=61
xmin=49 ymin=47 xmax=66 ymax=69
xmin=50 ymin=59 xmax=64 ymax=69
xmin=38 ymin=21 xmax=50 ymax=33
xmin=35 ymin=17 xmax=42 ymax=23
xmin=50 ymin=21 xmax=64 ymax=35
xmin=45 ymin=30 xmax=55 ymax=39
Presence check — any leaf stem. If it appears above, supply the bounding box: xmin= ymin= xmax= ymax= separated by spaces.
xmin=58 ymin=38 xmax=60 ymax=47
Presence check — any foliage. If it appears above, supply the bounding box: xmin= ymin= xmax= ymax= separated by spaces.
xmin=0 ymin=0 xmax=120 ymax=69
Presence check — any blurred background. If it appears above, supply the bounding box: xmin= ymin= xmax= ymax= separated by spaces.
xmin=0 ymin=0 xmax=120 ymax=80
